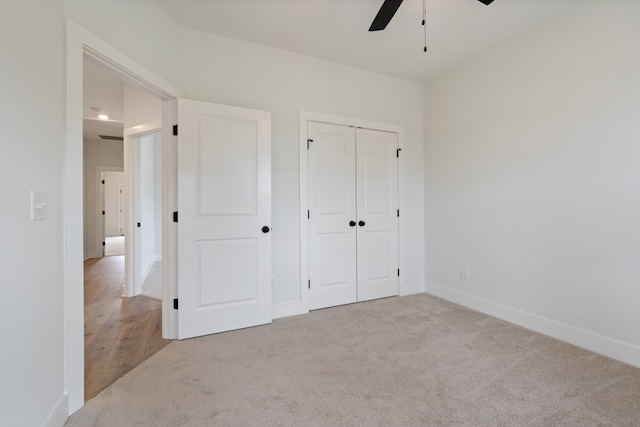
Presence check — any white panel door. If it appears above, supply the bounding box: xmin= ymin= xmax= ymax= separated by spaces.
xmin=308 ymin=122 xmax=357 ymax=310
xmin=103 ymin=171 xmax=126 ymax=237
xmin=356 ymin=128 xmax=399 ymax=301
xmin=178 ymin=99 xmax=271 ymax=339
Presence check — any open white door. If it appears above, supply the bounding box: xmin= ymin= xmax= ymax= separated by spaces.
xmin=177 ymin=99 xmax=272 ymax=339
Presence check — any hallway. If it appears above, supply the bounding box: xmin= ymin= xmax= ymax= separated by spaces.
xmin=84 ymin=256 xmax=170 ymax=400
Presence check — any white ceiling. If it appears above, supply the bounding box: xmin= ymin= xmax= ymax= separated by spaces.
xmin=83 ymin=0 xmax=581 ymax=140
xmin=83 ymin=58 xmax=125 ymax=141
xmin=157 ymin=0 xmax=581 ymax=83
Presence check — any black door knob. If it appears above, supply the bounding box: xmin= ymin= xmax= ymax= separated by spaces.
xmin=349 ymin=221 xmax=356 ymax=227
xmin=358 ymin=221 xmax=365 ymax=227
xmin=262 ymin=226 xmax=270 ymax=233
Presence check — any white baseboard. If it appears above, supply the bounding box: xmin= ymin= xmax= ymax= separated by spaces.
xmin=400 ymin=280 xmax=425 ymax=297
xmin=44 ymin=393 xmax=68 ymax=427
xmin=272 ymin=281 xmax=426 ymax=320
xmin=426 ymin=282 xmax=640 ymax=369
xmin=85 ymin=250 xmax=100 ymax=259
xmin=272 ymin=301 xmax=307 ymax=320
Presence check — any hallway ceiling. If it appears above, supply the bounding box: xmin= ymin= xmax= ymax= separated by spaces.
xmin=158 ymin=0 xmax=581 ymax=83
xmin=83 ymin=58 xmax=125 ymax=142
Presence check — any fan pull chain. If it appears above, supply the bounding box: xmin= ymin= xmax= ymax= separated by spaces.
xmin=422 ymin=0 xmax=428 ymax=52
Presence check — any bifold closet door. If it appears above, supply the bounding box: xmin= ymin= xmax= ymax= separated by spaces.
xmin=307 ymin=122 xmax=357 ymax=310
xmin=308 ymin=122 xmax=399 ymax=310
xmin=355 ymin=128 xmax=399 ymax=302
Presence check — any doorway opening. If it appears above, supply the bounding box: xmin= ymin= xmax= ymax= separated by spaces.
xmin=67 ymin=21 xmax=182 ymax=412
xmin=81 ymin=55 xmax=169 ymax=400
xmin=101 ymin=170 xmax=126 ymax=256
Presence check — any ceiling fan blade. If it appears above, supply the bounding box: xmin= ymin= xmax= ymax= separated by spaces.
xmin=477 ymin=0 xmax=495 ymax=5
xmin=369 ymin=0 xmax=404 ymax=31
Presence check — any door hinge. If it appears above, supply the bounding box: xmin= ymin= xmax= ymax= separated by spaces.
xmin=173 ymin=298 xmax=178 ymax=310
xmin=173 ymin=124 xmax=178 ymax=136
xmin=102 ymin=210 xmax=105 ymax=215
xmin=137 ymin=222 xmax=141 ymax=228
xmin=173 ymin=211 xmax=178 ymax=223
xmin=397 ymin=209 xmax=399 ymax=217
xmin=102 ymin=241 xmax=105 ymax=246
xmin=396 ymin=148 xmax=402 ymax=158
xmin=307 ymin=210 xmax=310 ymax=219
xmin=397 ymin=269 xmax=400 ymax=277
xmin=102 ymin=180 xmax=105 ymax=184
xmin=308 ymin=279 xmax=311 ymax=289
xmin=307 ymin=139 xmax=313 ymax=150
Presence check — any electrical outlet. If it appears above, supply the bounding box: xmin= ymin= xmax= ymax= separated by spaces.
xmin=460 ymin=266 xmax=469 ymax=280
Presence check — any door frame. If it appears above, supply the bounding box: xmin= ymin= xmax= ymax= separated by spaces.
xmin=297 ymin=111 xmax=406 ymax=317
xmin=118 ymin=184 xmax=125 ymax=236
xmin=123 ymin=122 xmax=162 ymax=298
xmin=65 ymin=19 xmax=183 ymax=414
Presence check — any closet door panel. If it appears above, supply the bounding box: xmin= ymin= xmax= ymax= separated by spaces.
xmin=356 ymin=128 xmax=399 ymax=302
xmin=308 ymin=122 xmax=357 ymax=310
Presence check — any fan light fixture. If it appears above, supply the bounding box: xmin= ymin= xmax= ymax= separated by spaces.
xmin=369 ymin=0 xmax=496 ymax=52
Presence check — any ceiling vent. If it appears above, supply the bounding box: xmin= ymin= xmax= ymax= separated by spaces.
xmin=98 ymin=135 xmax=124 ymax=141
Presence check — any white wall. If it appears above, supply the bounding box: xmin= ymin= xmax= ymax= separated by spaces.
xmin=139 ymin=132 xmax=163 ymax=276
xmin=64 ymin=0 xmax=182 ymax=89
xmin=123 ymin=83 xmax=162 ymax=129
xmin=83 ymin=139 xmax=124 ymax=258
xmin=0 ymin=1 xmax=68 ymax=426
xmin=423 ymin=1 xmax=640 ymax=366
xmin=154 ymin=132 xmax=163 ymax=259
xmin=180 ymin=28 xmax=425 ymax=307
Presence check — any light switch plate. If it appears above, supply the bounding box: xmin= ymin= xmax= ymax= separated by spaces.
xmin=31 ymin=190 xmax=47 ymax=221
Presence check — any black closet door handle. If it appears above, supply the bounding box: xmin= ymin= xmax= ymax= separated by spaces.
xmin=349 ymin=221 xmax=356 ymax=227
xmin=358 ymin=221 xmax=365 ymax=227
xmin=262 ymin=226 xmax=270 ymax=233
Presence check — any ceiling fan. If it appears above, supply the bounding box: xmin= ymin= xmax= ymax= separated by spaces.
xmin=369 ymin=0 xmax=496 ymax=32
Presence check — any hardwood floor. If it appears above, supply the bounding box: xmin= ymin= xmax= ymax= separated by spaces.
xmin=84 ymin=256 xmax=171 ymax=401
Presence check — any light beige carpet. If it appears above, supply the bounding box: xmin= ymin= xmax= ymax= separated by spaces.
xmin=66 ymin=294 xmax=640 ymax=426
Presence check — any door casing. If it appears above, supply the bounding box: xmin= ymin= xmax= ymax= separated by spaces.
xmin=66 ymin=20 xmax=183 ymax=414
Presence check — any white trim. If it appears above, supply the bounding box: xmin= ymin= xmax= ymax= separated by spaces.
xmin=272 ymin=302 xmax=306 ymax=320
xmin=426 ymin=282 xmax=640 ymax=369
xmin=399 ymin=281 xmax=425 ymax=297
xmin=65 ymin=19 xmax=183 ymax=415
xmin=298 ymin=111 xmax=406 ymax=317
xmin=43 ymin=394 xmax=68 ymax=427
xmin=162 ymin=99 xmax=178 ymax=339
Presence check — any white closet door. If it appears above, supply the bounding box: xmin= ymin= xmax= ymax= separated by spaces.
xmin=356 ymin=128 xmax=399 ymax=302
xmin=177 ymin=99 xmax=271 ymax=339
xmin=308 ymin=122 xmax=357 ymax=310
